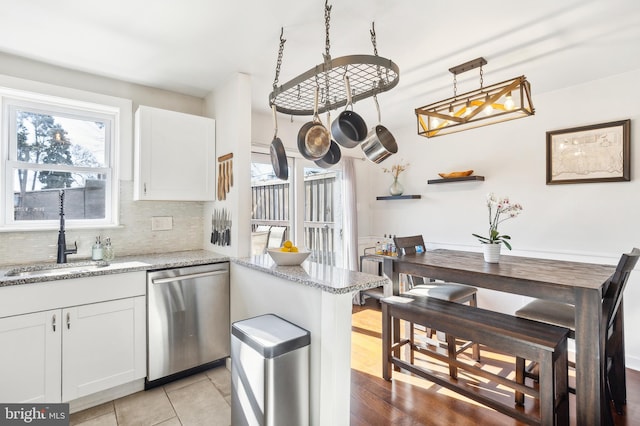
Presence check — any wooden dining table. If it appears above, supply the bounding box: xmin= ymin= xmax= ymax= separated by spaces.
xmin=381 ymin=249 xmax=618 ymax=426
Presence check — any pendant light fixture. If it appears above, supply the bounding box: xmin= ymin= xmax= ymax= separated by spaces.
xmin=415 ymin=57 xmax=534 ymax=138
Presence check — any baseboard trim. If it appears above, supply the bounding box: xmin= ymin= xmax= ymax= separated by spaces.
xmin=68 ymin=379 xmax=145 ymax=414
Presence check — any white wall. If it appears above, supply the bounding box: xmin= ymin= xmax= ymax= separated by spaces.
xmin=358 ymin=68 xmax=640 ymax=369
xmin=203 ymin=73 xmax=253 ymax=257
xmin=0 ymin=52 xmax=203 ymax=117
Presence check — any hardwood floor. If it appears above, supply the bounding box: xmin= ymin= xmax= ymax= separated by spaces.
xmin=350 ymin=297 xmax=640 ymax=426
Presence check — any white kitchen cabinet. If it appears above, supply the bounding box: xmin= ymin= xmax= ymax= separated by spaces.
xmin=0 ymin=272 xmax=146 ymax=404
xmin=0 ymin=310 xmax=61 ymax=403
xmin=62 ymin=296 xmax=145 ymax=401
xmin=134 ymin=105 xmax=215 ymax=201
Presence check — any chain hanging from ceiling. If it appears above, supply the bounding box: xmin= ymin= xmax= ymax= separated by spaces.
xmin=268 ymin=1 xmax=400 ymax=116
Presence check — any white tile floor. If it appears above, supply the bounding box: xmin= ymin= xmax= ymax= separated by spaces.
xmin=69 ymin=366 xmax=231 ymax=426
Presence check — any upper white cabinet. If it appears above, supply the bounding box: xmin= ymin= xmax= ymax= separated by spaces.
xmin=134 ymin=105 xmax=215 ymax=201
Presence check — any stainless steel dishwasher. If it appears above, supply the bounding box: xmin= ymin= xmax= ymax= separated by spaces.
xmin=146 ymin=262 xmax=229 ymax=387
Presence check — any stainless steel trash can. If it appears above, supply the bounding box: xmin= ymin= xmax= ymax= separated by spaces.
xmin=231 ymin=314 xmax=310 ymax=426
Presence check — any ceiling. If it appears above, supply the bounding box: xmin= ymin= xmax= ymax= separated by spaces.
xmin=1 ymin=0 xmax=640 ymax=129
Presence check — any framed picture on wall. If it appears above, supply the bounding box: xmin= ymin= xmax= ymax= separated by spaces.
xmin=546 ymin=119 xmax=631 ymax=184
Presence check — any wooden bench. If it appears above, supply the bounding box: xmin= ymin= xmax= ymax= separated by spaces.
xmin=381 ymin=294 xmax=570 ymax=426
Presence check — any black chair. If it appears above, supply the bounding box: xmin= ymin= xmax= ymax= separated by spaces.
xmin=393 ymin=236 xmax=480 ymax=376
xmin=514 ymin=248 xmax=640 ymax=421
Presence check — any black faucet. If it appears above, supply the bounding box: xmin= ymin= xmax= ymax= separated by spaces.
xmin=57 ymin=190 xmax=77 ymax=264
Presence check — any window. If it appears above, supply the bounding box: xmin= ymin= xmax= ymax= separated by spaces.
xmin=1 ymin=89 xmax=118 ymax=229
xmin=303 ymin=167 xmax=341 ymax=266
xmin=250 ymin=152 xmax=343 ymax=266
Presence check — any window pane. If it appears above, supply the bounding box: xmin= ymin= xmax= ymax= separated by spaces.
xmin=16 ymin=110 xmax=106 ymax=167
xmin=250 ymin=153 xmax=292 ymax=253
xmin=250 ymin=156 xmax=290 ymax=227
xmin=13 ymin=169 xmax=107 ymax=221
xmin=303 ymin=167 xmax=339 ymax=265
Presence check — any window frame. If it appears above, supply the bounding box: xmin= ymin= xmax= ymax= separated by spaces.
xmin=250 ymin=149 xmax=344 ymax=266
xmin=1 ymin=87 xmax=120 ymax=231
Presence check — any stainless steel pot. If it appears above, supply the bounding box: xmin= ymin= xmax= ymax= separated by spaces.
xmin=297 ymin=87 xmax=331 ymax=160
xmin=331 ymin=76 xmax=367 ymax=148
xmin=361 ymin=95 xmax=397 ymax=163
xmin=361 ymin=125 xmax=397 ymax=163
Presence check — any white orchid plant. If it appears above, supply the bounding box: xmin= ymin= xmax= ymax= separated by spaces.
xmin=472 ymin=192 xmax=523 ymax=250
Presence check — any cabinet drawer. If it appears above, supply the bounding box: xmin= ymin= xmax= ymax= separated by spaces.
xmin=0 ymin=271 xmax=146 ymax=318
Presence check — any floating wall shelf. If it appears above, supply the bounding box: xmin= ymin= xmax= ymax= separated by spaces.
xmin=376 ymin=195 xmax=421 ymax=200
xmin=427 ymin=176 xmax=485 ymax=184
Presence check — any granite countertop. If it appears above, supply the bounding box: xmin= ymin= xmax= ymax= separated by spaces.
xmin=232 ymin=254 xmax=389 ymax=295
xmin=0 ymin=250 xmax=229 ymax=287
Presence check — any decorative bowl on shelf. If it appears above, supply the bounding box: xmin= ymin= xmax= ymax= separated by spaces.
xmin=438 ymin=169 xmax=474 ymax=178
xmin=267 ymin=248 xmax=311 ymax=266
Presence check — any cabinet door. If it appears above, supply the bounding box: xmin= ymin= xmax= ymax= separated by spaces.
xmin=0 ymin=310 xmax=61 ymax=403
xmin=62 ymin=297 xmax=146 ymax=402
xmin=134 ymin=105 xmax=216 ymax=201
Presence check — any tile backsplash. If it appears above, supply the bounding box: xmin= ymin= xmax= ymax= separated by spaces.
xmin=0 ymin=181 xmax=205 ymax=267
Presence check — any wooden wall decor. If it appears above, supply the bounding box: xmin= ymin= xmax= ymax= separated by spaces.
xmin=217 ymin=153 xmax=233 ymax=200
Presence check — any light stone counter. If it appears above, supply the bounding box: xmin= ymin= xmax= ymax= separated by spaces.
xmin=0 ymin=250 xmax=229 ymax=287
xmin=232 ymin=254 xmax=388 ymax=294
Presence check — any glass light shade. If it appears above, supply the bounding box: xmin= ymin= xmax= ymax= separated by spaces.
xmin=484 ymin=95 xmax=493 ymax=115
xmin=504 ymin=93 xmax=515 ymax=111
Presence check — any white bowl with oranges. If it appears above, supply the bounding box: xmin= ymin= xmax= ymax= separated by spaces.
xmin=267 ymin=240 xmax=311 ymax=266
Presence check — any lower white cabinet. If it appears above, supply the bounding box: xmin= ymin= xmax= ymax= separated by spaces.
xmin=62 ymin=296 xmax=146 ymax=402
xmin=0 ymin=273 xmax=146 ymax=404
xmin=0 ymin=309 xmax=61 ymax=402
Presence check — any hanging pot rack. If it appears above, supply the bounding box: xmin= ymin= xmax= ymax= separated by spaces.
xmin=268 ymin=2 xmax=400 ymax=116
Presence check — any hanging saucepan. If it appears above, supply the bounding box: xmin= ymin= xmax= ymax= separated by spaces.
xmin=315 ymin=112 xmax=342 ymax=168
xmin=270 ymin=105 xmax=289 ymax=180
xmin=297 ymin=86 xmax=331 ymax=160
xmin=315 ymin=141 xmax=342 ymax=168
xmin=331 ymin=75 xmax=368 ymax=148
xmin=361 ymin=94 xmax=398 ymax=164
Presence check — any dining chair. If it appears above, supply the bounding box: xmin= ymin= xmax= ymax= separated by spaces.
xmin=393 ymin=235 xmax=481 ymax=374
xmin=251 ymin=231 xmax=270 ymax=255
xmin=514 ymin=247 xmax=640 ymax=420
xmin=266 ymin=226 xmax=287 ymax=248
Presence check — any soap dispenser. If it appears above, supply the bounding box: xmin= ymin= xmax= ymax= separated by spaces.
xmin=92 ymin=236 xmax=103 ymax=261
xmin=103 ymin=237 xmax=114 ymax=262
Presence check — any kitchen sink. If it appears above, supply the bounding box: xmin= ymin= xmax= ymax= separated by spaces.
xmin=3 ymin=261 xmax=148 ymax=278
xmin=5 ymin=262 xmax=110 ymax=277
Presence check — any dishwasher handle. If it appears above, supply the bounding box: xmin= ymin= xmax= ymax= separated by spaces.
xmin=151 ymin=269 xmax=228 ymax=285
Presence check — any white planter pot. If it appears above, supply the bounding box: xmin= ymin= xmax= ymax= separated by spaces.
xmin=482 ymin=243 xmax=501 ymax=263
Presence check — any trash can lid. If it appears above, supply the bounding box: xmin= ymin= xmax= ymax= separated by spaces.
xmin=232 ymin=314 xmax=310 ymax=359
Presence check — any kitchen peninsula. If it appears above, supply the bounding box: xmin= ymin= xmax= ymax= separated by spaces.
xmin=230 ymin=255 xmax=389 ymax=426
